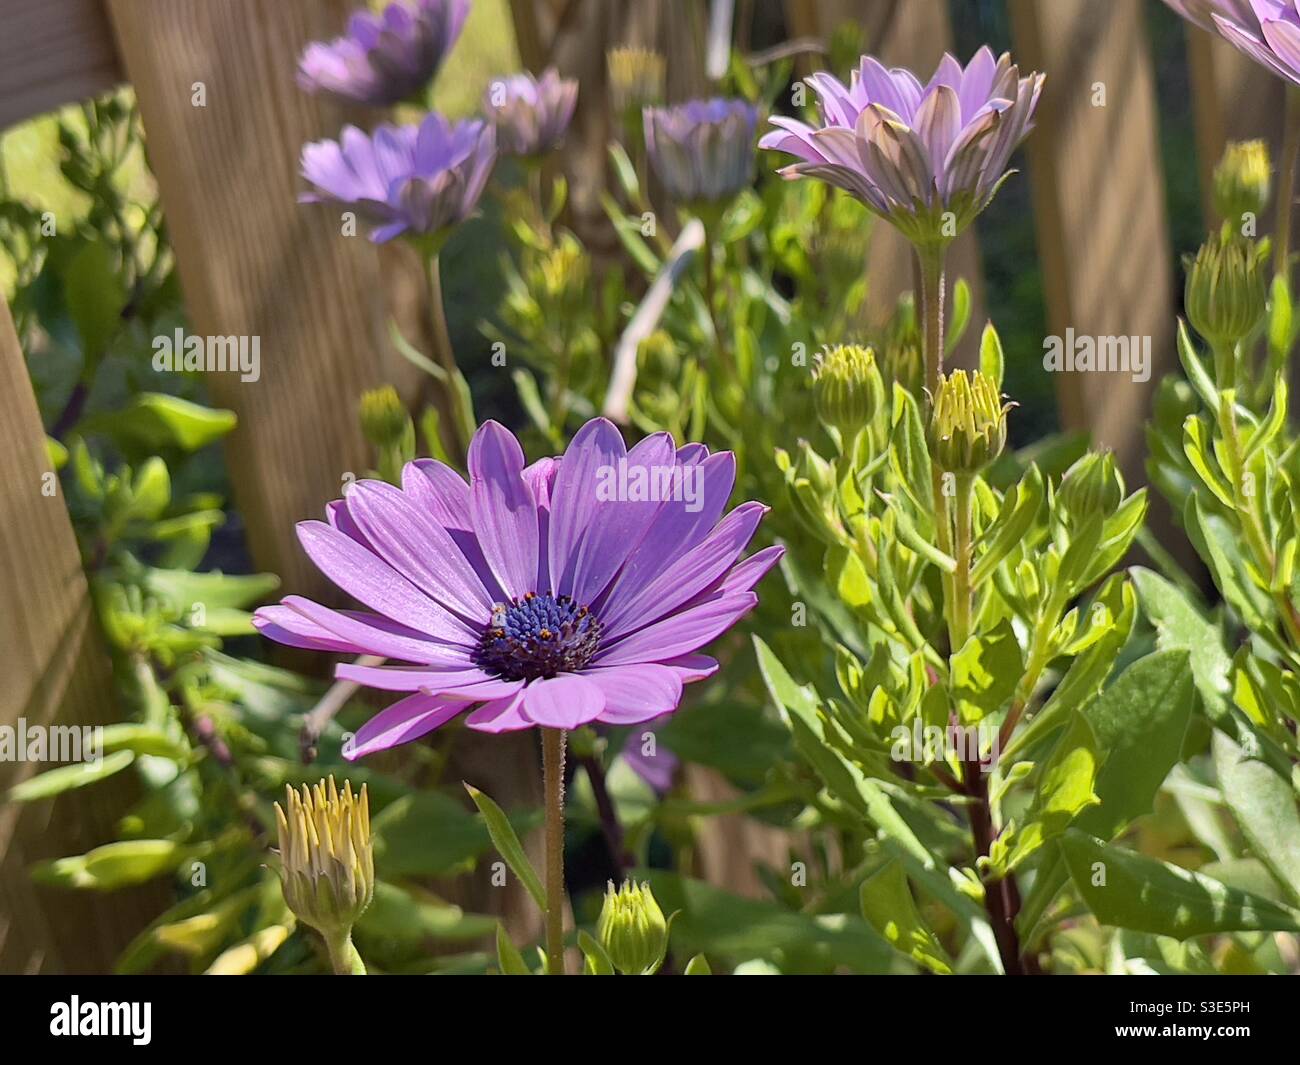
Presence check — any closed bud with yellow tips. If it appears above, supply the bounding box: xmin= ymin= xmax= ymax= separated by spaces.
xmin=928 ymin=370 xmax=1010 ymax=474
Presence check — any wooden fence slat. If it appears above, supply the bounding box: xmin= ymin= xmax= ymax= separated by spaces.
xmin=105 ymin=0 xmax=421 ymax=604
xmin=1008 ymin=0 xmax=1175 ymax=488
xmin=0 ymin=298 xmax=158 ymax=973
xmin=0 ymin=0 xmax=123 ymax=131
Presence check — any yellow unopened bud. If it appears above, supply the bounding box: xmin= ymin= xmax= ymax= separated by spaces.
xmin=596 ymin=879 xmax=669 ymax=975
xmin=928 ymin=370 xmax=1009 ymax=474
xmin=1213 ymin=140 xmax=1270 ymax=230
xmin=359 ymin=386 xmax=411 ymax=450
xmin=813 ymin=344 xmax=885 ymax=437
xmin=607 ymin=47 xmax=666 ymax=117
xmin=1185 ymin=234 xmax=1267 ymax=348
xmin=275 ymin=777 xmax=373 ymax=941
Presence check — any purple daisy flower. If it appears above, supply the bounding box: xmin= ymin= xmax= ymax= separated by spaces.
xmin=759 ymin=46 xmax=1043 ymax=246
xmin=484 ymin=68 xmax=579 ymax=159
xmin=1164 ymin=1 xmax=1300 ymax=85
xmin=643 ymin=98 xmax=760 ymax=206
xmin=300 ymin=112 xmax=496 ymax=244
xmin=296 ymin=0 xmax=469 ymax=107
xmin=253 ymin=418 xmax=783 ymax=760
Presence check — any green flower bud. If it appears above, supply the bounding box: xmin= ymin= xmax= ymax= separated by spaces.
xmin=1184 ymin=235 xmax=1267 ymax=348
xmin=606 ymin=47 xmax=666 ymax=118
xmin=1213 ymin=140 xmax=1270 ymax=230
xmin=1057 ymin=451 xmax=1124 ymax=526
xmin=781 ymin=440 xmax=845 ymax=544
xmin=596 ymin=879 xmax=669 ymax=975
xmin=883 ymin=294 xmax=924 ymax=396
xmin=275 ymin=778 xmax=374 ymax=940
xmin=358 ymin=386 xmax=411 ymax=450
xmin=813 ymin=344 xmax=885 ymax=437
xmin=928 ymin=370 xmax=1009 ymax=474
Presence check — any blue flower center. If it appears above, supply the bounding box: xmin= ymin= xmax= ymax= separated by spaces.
xmin=473 ymin=592 xmax=603 ymax=682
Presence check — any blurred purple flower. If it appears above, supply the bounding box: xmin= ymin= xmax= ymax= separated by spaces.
xmin=643 ymin=98 xmax=760 ymax=206
xmin=300 ymin=113 xmax=496 ymax=244
xmin=253 ymin=418 xmax=782 ymax=759
xmin=1164 ymin=1 xmax=1300 ymax=85
xmin=297 ymin=0 xmax=469 ymax=107
xmin=620 ymin=722 xmax=679 ymax=793
xmin=484 ymin=68 xmax=579 ymax=159
xmin=760 ymin=46 xmax=1043 ymax=246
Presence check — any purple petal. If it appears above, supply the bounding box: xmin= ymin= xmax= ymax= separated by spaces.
xmin=282 ymin=595 xmax=471 ymax=665
xmin=335 ymin=662 xmax=492 ymax=692
xmin=595 ymin=591 xmax=758 ymax=666
xmin=344 ymin=693 xmax=464 ymax=760
xmin=296 ymin=520 xmax=477 ymax=644
xmin=468 ymin=421 xmax=540 ymax=599
xmin=465 ymin=689 xmax=534 ymax=733
xmin=520 ymin=674 xmax=606 ymax=728
xmin=587 ymin=664 xmax=684 ymax=725
xmin=547 ymin=418 xmax=627 ymax=599
xmin=253 ymin=605 xmax=360 ymax=654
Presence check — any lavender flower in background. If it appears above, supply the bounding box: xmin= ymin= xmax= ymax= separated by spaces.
xmin=484 ymin=68 xmax=579 ymax=159
xmin=1163 ymin=1 xmax=1300 ymax=84
xmin=760 ymin=46 xmax=1043 ymax=247
xmin=297 ymin=0 xmax=470 ymax=107
xmin=253 ymin=417 xmax=782 ymax=759
xmin=300 ymin=113 xmax=496 ymax=244
xmin=643 ymin=98 xmax=760 ymax=207
xmin=620 ymin=722 xmax=679 ymax=793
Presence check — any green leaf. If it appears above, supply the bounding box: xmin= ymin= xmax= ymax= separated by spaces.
xmin=1182 ymin=414 xmax=1235 ymax=508
xmin=860 ymin=861 xmax=953 ymax=974
xmin=31 ymin=839 xmax=181 ymax=891
xmin=683 ymin=953 xmax=712 ymax=975
xmin=944 ymin=279 xmax=971 ymax=356
xmin=577 ymin=930 xmax=613 ymax=976
xmin=372 ymin=791 xmax=530 ymax=878
xmin=98 ymin=724 xmax=188 ymax=760
xmin=994 ymin=713 xmax=1099 ymax=873
xmin=889 ymin=383 xmax=932 ymax=513
xmin=143 ymin=567 xmax=279 ymax=614
xmin=970 ymin=464 xmax=1043 ymax=587
xmin=642 ymin=870 xmax=898 ymax=974
xmin=1005 ymin=575 xmax=1135 ymax=759
xmin=1176 ymin=318 xmax=1220 ymax=412
xmin=1213 ymin=731 xmax=1300 ymax=906
xmin=978 ymin=320 xmax=1005 ymax=389
xmin=496 ymin=924 xmax=534 ymax=975
xmin=1075 ymin=650 xmax=1195 ymax=840
xmin=1060 ymin=829 xmax=1300 ymax=938
xmin=7 ymin=749 xmax=135 ymax=803
xmin=1131 ymin=567 xmax=1231 ymax=717
xmin=755 ymin=637 xmax=931 ymax=866
xmin=950 ymin=619 xmax=1022 ymax=724
xmin=465 ymin=783 xmax=546 ymax=912
xmin=1244 ymin=375 xmax=1287 ymax=462
xmin=62 ymin=239 xmax=126 ymax=358
xmin=81 ymin=393 xmax=237 ymax=453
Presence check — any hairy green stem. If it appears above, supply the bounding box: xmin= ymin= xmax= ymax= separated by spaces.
xmin=323 ymin=930 xmax=367 ymax=975
xmin=423 ymin=252 xmax=470 ymax=458
xmin=542 ymin=727 xmax=567 ymax=976
xmin=951 ymin=472 xmax=975 ymax=649
xmin=1276 ymin=86 xmax=1300 ymax=281
xmin=917 ymin=244 xmax=947 ymax=402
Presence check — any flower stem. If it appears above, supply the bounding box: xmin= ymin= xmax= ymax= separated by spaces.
xmin=541 ymin=727 xmax=567 ymax=976
xmin=423 ymin=252 xmax=470 ymax=458
xmin=951 ymin=472 xmax=975 ymax=649
xmin=916 ymin=243 xmax=947 ymax=404
xmin=703 ymin=231 xmax=735 ymax=377
xmin=323 ymin=929 xmax=367 ymax=975
xmin=1276 ymin=86 xmax=1300 ymax=281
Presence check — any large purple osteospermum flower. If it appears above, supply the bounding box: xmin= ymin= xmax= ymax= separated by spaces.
xmin=484 ymin=68 xmax=579 ymax=159
xmin=1164 ymin=1 xmax=1300 ymax=85
xmin=300 ymin=113 xmax=496 ymax=244
xmin=297 ymin=0 xmax=469 ymax=107
xmin=643 ymin=98 xmax=760 ymax=206
xmin=253 ymin=418 xmax=783 ymax=759
xmin=759 ymin=46 xmax=1043 ymax=246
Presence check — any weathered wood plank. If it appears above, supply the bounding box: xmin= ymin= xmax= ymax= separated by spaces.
xmin=1008 ymin=0 xmax=1175 ymax=487
xmin=0 ymin=0 xmax=123 ymax=131
xmin=0 ymin=297 xmax=157 ymax=973
xmin=105 ymin=0 xmax=421 ymax=603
